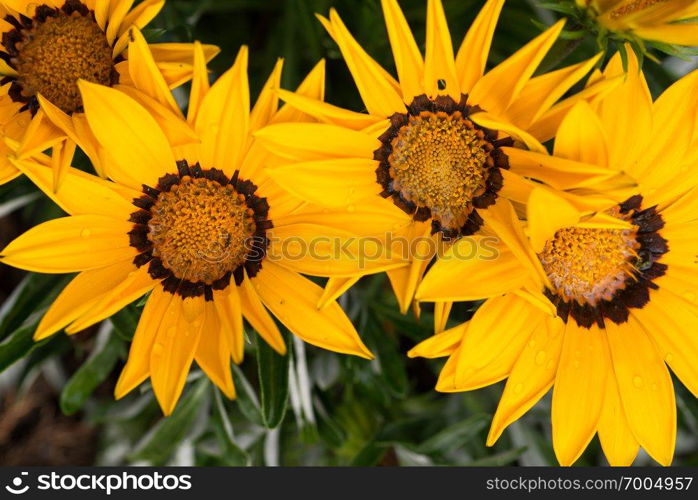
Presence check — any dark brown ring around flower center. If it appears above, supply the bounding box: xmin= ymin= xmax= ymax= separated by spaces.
xmin=374 ymin=94 xmax=511 ymax=240
xmin=0 ymin=0 xmax=119 ymax=116
xmin=128 ymin=160 xmax=273 ymax=301
xmin=543 ymin=195 xmax=668 ymax=329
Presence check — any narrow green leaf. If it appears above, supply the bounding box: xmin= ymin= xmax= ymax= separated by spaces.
xmin=211 ymin=389 xmax=249 ymax=466
xmin=110 ymin=303 xmax=142 ymax=342
xmin=130 ymin=378 xmax=210 ymax=465
xmin=464 ymin=447 xmax=527 ymax=466
xmin=416 ymin=414 xmax=489 ymax=455
xmin=350 ymin=442 xmax=389 ymax=466
xmin=60 ymin=330 xmax=126 ymax=415
xmin=0 ymin=325 xmax=40 ymax=373
xmin=0 ymin=273 xmax=68 ymax=339
xmin=231 ymin=364 xmax=264 ymax=426
xmin=256 ymin=333 xmax=290 ymax=428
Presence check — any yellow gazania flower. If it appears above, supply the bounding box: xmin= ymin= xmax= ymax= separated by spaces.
xmin=254 ymin=0 xmax=621 ymax=327
xmin=576 ymin=0 xmax=698 ymax=47
xmin=0 ymin=45 xmax=383 ymax=416
xmin=410 ymin=51 xmax=698 ymax=466
xmin=0 ymin=0 xmax=218 ymax=187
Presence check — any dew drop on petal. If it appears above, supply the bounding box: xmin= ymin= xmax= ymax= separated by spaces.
xmin=632 ymin=375 xmax=643 ymax=388
xmin=80 ymin=228 xmax=91 ymax=238
xmin=535 ymin=350 xmax=546 ymax=366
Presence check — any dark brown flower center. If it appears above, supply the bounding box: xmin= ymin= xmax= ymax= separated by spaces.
xmin=543 ymin=196 xmax=668 ymax=328
xmin=129 ymin=161 xmax=273 ymax=300
xmin=375 ymin=94 xmax=510 ymax=239
xmin=1 ymin=0 xmax=117 ymax=115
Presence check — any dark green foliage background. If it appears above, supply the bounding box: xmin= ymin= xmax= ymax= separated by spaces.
xmin=0 ymin=0 xmax=697 ymax=466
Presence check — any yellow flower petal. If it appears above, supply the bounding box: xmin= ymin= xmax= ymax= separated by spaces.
xmin=408 ymin=322 xmax=465 ymax=359
xmin=195 ymin=46 xmax=250 ymax=175
xmin=605 ymin=316 xmax=676 ymax=466
xmin=597 ymin=374 xmax=639 ymax=466
xmin=552 ymin=322 xmax=610 ymax=466
xmin=187 ymin=41 xmax=212 ymax=124
xmin=150 ymin=296 xmax=206 ymax=416
xmin=527 ymin=187 xmax=581 ymax=253
xmin=434 ymin=301 xmax=452 ymax=333
xmin=250 ymin=59 xmax=283 ymax=132
xmin=423 ymin=0 xmax=460 ymax=100
xmin=417 ymin=236 xmax=528 ymax=302
xmin=631 ymin=289 xmax=698 ymax=399
xmin=115 ymin=287 xmax=174 ymax=399
xmin=267 ymin=158 xmax=380 ymax=208
xmin=195 ymin=302 xmax=236 ymax=399
xmin=272 ymin=59 xmax=326 ymax=124
xmin=554 ymin=101 xmax=609 ymax=167
xmin=214 ymin=287 xmax=245 ymax=364
xmin=438 ymin=294 xmax=544 ymax=392
xmin=471 ymin=112 xmax=547 ymax=154
xmin=254 ymin=262 xmax=373 ymax=359
xmin=255 ymin=122 xmax=380 ymax=161
xmin=381 ymin=0 xmax=424 ymax=102
xmin=79 ymin=80 xmax=176 ymax=189
xmin=487 ymin=316 xmax=564 ymax=445
xmin=596 ymin=50 xmax=652 ymax=174
xmin=1 ymin=215 xmax=134 ymax=273
xmin=318 ymin=9 xmax=404 ymax=117
xmin=506 ymin=53 xmax=602 ymax=130
xmin=480 ymin=199 xmax=549 ymax=286
xmin=455 ymin=0 xmax=504 ymax=93
xmin=65 ymin=266 xmax=155 ymax=334
xmin=126 ymin=27 xmax=182 ymax=116
xmin=239 ymin=273 xmax=286 ymax=355
xmin=318 ymin=276 xmax=360 ymax=309
xmin=35 ymin=260 xmax=136 ymax=340
xmin=470 ymin=20 xmax=564 ymax=116
xmin=276 ymin=89 xmax=380 ymax=130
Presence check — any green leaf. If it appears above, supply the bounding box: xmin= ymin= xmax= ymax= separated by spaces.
xmin=365 ymin=314 xmax=408 ymax=398
xmin=231 ymin=364 xmax=264 ymax=426
xmin=0 ymin=325 xmax=41 ymax=373
xmin=129 ymin=378 xmax=210 ymax=465
xmin=464 ymin=447 xmax=527 ymax=466
xmin=110 ymin=303 xmax=142 ymax=342
xmin=60 ymin=329 xmax=126 ymax=415
xmin=350 ymin=442 xmax=389 ymax=466
xmin=416 ymin=414 xmax=489 ymax=455
xmin=256 ymin=333 xmax=290 ymax=428
xmin=211 ymin=389 xmax=249 ymax=465
xmin=0 ymin=273 xmax=68 ymax=339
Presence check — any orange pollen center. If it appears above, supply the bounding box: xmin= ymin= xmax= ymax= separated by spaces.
xmin=388 ymin=110 xmax=491 ymax=231
xmin=610 ymin=0 xmax=669 ymax=19
xmin=539 ymin=215 xmax=641 ymax=306
xmin=15 ymin=11 xmax=113 ymax=114
xmin=148 ymin=177 xmax=257 ymax=285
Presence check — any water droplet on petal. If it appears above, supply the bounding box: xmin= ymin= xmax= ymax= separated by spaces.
xmin=152 ymin=342 xmax=164 ymax=356
xmin=347 ymin=204 xmax=356 ymax=213
xmin=573 ymin=360 xmax=580 ymax=369
xmin=665 ymin=353 xmax=674 ymax=363
xmin=633 ymin=375 xmax=643 ymax=388
xmin=528 ymin=339 xmax=536 ymax=348
xmin=80 ymin=228 xmax=91 ymax=238
xmin=513 ymin=383 xmax=523 ymax=394
xmin=683 ymin=292 xmax=696 ymax=303
xmin=535 ymin=350 xmax=546 ymax=366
